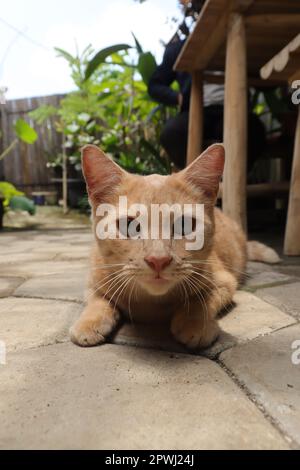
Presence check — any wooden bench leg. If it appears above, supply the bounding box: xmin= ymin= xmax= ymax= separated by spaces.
xmin=284 ymin=106 xmax=300 ymax=255
xmin=186 ymin=71 xmax=203 ymax=165
xmin=223 ymin=13 xmax=247 ymax=232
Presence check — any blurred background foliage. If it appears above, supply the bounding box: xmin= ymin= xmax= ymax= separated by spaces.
xmin=30 ymin=38 xmax=175 ymax=177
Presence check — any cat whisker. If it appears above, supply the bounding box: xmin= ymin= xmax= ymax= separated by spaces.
xmin=103 ymin=273 xmax=129 ymax=304
xmin=110 ymin=275 xmax=134 ymax=314
xmin=183 ymin=275 xmax=209 ymax=323
xmin=177 ymin=278 xmax=190 ymax=313
xmin=185 ymin=259 xmax=249 ymax=279
xmin=128 ymin=277 xmax=137 ymax=325
xmin=87 ymin=269 xmax=126 ymax=300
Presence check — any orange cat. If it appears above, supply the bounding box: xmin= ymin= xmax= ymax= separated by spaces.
xmin=70 ymin=144 xmax=279 ymax=349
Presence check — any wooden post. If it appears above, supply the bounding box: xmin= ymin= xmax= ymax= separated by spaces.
xmin=62 ymin=134 xmax=68 ymax=215
xmin=223 ymin=13 xmax=248 ymax=232
xmin=284 ymin=106 xmax=300 ymax=255
xmin=186 ymin=71 xmax=203 ymax=165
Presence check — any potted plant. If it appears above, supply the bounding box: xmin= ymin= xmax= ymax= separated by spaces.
xmin=0 ymin=119 xmax=37 ymax=229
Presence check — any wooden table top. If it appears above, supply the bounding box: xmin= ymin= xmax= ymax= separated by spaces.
xmin=175 ymin=0 xmax=300 ymax=78
xmin=260 ymin=33 xmax=300 ymax=83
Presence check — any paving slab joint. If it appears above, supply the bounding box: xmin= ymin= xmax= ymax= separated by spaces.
xmin=216 ymin=358 xmax=297 ymax=449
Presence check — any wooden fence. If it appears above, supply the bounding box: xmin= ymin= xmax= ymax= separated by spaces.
xmin=0 ymin=94 xmax=64 ymax=195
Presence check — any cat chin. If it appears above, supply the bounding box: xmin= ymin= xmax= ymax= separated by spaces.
xmin=138 ymin=278 xmax=176 ymax=296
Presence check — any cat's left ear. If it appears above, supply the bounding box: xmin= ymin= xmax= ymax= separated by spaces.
xmin=182 ymin=144 xmax=225 ymax=199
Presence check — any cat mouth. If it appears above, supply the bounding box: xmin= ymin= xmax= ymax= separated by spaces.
xmin=147 ymin=275 xmax=170 ymax=284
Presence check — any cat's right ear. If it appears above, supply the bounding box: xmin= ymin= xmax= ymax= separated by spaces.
xmin=81 ymin=145 xmax=124 ymax=204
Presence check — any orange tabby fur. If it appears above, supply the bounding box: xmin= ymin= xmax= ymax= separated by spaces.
xmin=70 ymin=144 xmax=279 ymax=349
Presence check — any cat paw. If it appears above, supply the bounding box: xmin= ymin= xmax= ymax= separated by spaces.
xmin=70 ymin=310 xmax=119 ymax=347
xmin=70 ymin=320 xmax=106 ymax=347
xmin=171 ymin=314 xmax=219 ymax=350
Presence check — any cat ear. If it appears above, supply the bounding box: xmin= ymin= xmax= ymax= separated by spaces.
xmin=81 ymin=145 xmax=124 ymax=204
xmin=183 ymin=144 xmax=225 ymax=199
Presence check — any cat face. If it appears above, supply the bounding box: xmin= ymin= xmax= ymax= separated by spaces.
xmin=82 ymin=144 xmax=224 ymax=297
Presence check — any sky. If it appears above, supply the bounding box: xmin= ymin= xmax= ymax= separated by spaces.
xmin=0 ymin=0 xmax=180 ymax=100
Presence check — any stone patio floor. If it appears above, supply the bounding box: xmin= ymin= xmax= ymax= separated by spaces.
xmin=0 ymin=213 xmax=300 ymax=449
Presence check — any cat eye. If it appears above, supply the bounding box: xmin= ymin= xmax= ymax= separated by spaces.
xmin=117 ymin=217 xmax=141 ymax=238
xmin=172 ymin=216 xmax=197 ymax=237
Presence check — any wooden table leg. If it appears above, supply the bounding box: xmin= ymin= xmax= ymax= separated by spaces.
xmin=223 ymin=13 xmax=248 ymax=232
xmin=186 ymin=71 xmax=203 ymax=165
xmin=284 ymin=106 xmax=300 ymax=255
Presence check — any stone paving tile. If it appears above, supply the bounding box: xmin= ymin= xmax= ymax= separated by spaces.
xmin=220 ymin=323 xmax=300 ymax=447
xmin=0 ymin=277 xmax=25 ymax=298
xmin=0 ymin=252 xmax=57 ymax=265
xmin=31 ymin=232 xmax=91 ymax=243
xmin=4 ymin=260 xmax=89 ymax=278
xmin=55 ymin=248 xmax=91 ymax=261
xmin=113 ymin=323 xmax=187 ymax=354
xmin=277 ymin=265 xmax=300 ymax=279
xmin=255 ymin=282 xmax=300 ymax=319
xmin=31 ymin=244 xmax=76 ymax=254
xmin=14 ymin=272 xmax=86 ymax=303
xmin=0 ymin=234 xmax=20 ymax=242
xmin=245 ymin=261 xmax=297 ymax=289
xmin=112 ymin=291 xmax=296 ymax=358
xmin=0 ymin=297 xmax=81 ymax=352
xmin=246 ymin=261 xmax=274 ymax=275
xmin=244 ymin=271 xmax=294 ymax=290
xmin=0 ymin=343 xmax=289 ymax=450
xmin=211 ymin=291 xmax=296 ymax=352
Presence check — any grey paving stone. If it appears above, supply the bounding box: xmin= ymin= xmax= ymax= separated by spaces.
xmin=55 ymin=248 xmax=90 ymax=261
xmin=244 ymin=270 xmax=293 ymax=290
xmin=113 ymin=291 xmax=296 ymax=358
xmin=0 ymin=343 xmax=289 ymax=450
xmin=31 ymin=243 xmax=76 ymax=254
xmin=246 ymin=261 xmax=274 ymax=275
xmin=113 ymin=323 xmax=187 ymax=354
xmin=0 ymin=252 xmax=57 ymax=265
xmin=4 ymin=260 xmax=89 ymax=278
xmin=255 ymin=282 xmax=300 ymax=319
xmin=0 ymin=297 xmax=81 ymax=352
xmin=0 ymin=277 xmax=25 ymax=298
xmin=212 ymin=291 xmax=296 ymax=354
xmin=277 ymin=265 xmax=300 ymax=279
xmin=14 ymin=272 xmax=87 ymax=303
xmin=220 ymin=323 xmax=300 ymax=447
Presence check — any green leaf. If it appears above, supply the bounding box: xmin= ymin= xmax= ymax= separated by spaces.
xmin=253 ymin=103 xmax=265 ymax=116
xmin=138 ymin=52 xmax=156 ymax=85
xmin=132 ymin=32 xmax=143 ymax=54
xmin=146 ymin=104 xmax=164 ymax=122
xmin=55 ymin=47 xmax=76 ymax=64
xmin=29 ymin=104 xmax=58 ymax=124
xmin=85 ymin=44 xmax=132 ymax=81
xmin=14 ymin=119 xmax=38 ymax=144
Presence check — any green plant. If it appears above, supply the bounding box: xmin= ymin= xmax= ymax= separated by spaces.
xmin=251 ymin=87 xmax=292 ymax=135
xmin=0 ymin=119 xmax=38 ymax=161
xmin=30 ymin=38 xmax=173 ymax=176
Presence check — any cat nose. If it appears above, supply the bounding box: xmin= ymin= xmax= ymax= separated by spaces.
xmin=144 ymin=255 xmax=172 ymax=273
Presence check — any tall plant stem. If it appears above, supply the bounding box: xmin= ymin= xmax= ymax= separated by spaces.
xmin=0 ymin=138 xmax=18 ymax=161
xmin=62 ymin=134 xmax=68 ymax=214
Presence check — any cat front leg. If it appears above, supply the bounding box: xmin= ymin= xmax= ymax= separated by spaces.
xmin=70 ymin=297 xmax=120 ymax=347
xmin=171 ymin=270 xmax=237 ymax=349
xmin=171 ymin=305 xmax=220 ymax=350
